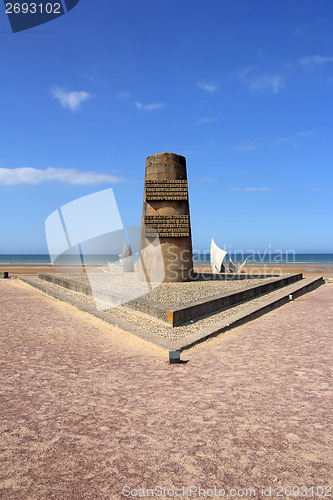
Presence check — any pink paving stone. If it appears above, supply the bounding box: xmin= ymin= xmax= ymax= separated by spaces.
xmin=0 ymin=279 xmax=332 ymax=499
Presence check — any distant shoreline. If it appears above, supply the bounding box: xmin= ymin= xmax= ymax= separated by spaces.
xmin=1 ymin=253 xmax=333 ymax=266
xmin=195 ymin=263 xmax=333 ymax=279
xmin=1 ymin=262 xmax=333 ymax=278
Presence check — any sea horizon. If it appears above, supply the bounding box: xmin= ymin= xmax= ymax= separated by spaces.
xmin=1 ymin=253 xmax=333 ymax=266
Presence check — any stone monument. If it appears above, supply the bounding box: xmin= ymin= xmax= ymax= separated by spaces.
xmin=139 ymin=152 xmax=193 ymax=282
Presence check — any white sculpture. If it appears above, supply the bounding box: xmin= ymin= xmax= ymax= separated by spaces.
xmin=104 ymin=262 xmax=123 ymax=274
xmin=210 ymin=238 xmax=227 ymax=273
xmin=229 ymin=257 xmax=248 ymax=274
xmin=103 ymin=243 xmax=135 ymax=274
xmin=118 ymin=243 xmax=135 ymax=272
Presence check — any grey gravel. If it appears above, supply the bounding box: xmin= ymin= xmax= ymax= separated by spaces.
xmin=52 ymin=272 xmax=280 ymax=307
xmin=24 ymin=274 xmax=302 ymax=341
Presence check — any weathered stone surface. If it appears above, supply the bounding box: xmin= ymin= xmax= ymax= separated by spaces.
xmin=145 ymin=180 xmax=188 ymax=201
xmin=139 ymin=153 xmax=193 ymax=282
xmin=144 ymin=215 xmax=190 ymax=238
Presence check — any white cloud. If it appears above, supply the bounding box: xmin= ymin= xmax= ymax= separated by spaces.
xmin=51 ymin=87 xmax=91 ymax=111
xmin=198 ymin=176 xmax=219 ymax=183
xmin=236 ymin=144 xmax=256 ymax=151
xmin=193 ymin=117 xmax=216 ymax=126
xmin=299 ymin=55 xmax=333 ymax=69
xmin=294 ymin=26 xmax=308 ymax=36
xmin=230 ymin=187 xmax=271 ymax=192
xmin=297 ymin=131 xmax=315 ymax=137
xmin=117 ymin=90 xmax=132 ymax=100
xmin=197 ymin=82 xmax=217 ymax=93
xmin=0 ymin=167 xmax=124 ymax=186
xmin=249 ymin=75 xmax=284 ymax=94
xmin=82 ymin=72 xmax=97 ymax=82
xmin=239 ymin=69 xmax=284 ymax=94
xmin=134 ymin=102 xmax=164 ymax=111
xmin=277 ymin=137 xmax=290 ymax=143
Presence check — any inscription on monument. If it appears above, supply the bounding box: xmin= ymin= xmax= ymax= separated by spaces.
xmin=140 ymin=152 xmax=193 ymax=281
xmin=145 ymin=180 xmax=188 ymax=201
xmin=144 ymin=215 xmax=190 ymax=237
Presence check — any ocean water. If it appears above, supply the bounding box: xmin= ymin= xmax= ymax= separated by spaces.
xmin=193 ymin=253 xmax=333 ymax=265
xmin=1 ymin=253 xmax=333 ymax=266
xmin=0 ymin=255 xmax=52 ymax=265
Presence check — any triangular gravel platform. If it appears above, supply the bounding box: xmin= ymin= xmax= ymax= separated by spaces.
xmin=18 ymin=273 xmax=324 ymax=354
xmin=36 ymin=272 xmax=303 ymax=326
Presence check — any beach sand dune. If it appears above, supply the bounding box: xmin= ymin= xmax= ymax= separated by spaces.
xmin=0 ymin=279 xmax=332 ymax=498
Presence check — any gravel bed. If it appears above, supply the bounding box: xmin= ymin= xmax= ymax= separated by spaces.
xmin=43 ymin=272 xmax=279 ymax=307
xmin=109 ymin=285 xmax=298 ymax=340
xmin=22 ymin=275 xmax=299 ymax=341
xmin=29 ymin=276 xmax=97 ymax=308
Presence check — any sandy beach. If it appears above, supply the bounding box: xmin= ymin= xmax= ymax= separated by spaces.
xmin=1 ymin=263 xmax=333 ymax=279
xmin=0 ymin=279 xmax=332 ymax=498
xmin=0 ymin=265 xmax=75 ymax=277
xmin=196 ymin=264 xmax=333 ymax=279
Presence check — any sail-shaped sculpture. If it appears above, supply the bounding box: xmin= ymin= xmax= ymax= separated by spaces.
xmin=104 ymin=243 xmax=135 ymax=274
xmin=106 ymin=262 xmax=123 ymax=274
xmin=210 ymin=238 xmax=227 ymax=273
xmin=119 ymin=243 xmax=135 ymax=273
xmin=229 ymin=257 xmax=248 ymax=274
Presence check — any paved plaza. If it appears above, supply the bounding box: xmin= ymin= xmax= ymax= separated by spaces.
xmin=0 ymin=280 xmax=332 ymax=499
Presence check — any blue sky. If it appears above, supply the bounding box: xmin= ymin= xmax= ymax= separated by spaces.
xmin=0 ymin=0 xmax=332 ymax=254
